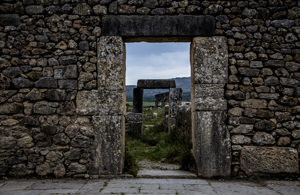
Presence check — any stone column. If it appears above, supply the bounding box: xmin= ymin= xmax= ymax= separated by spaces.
xmin=168 ymin=88 xmax=182 ymax=132
xmin=89 ymin=36 xmax=126 ymax=175
xmin=132 ymin=88 xmax=143 ymax=113
xmin=191 ymin=37 xmax=231 ymax=178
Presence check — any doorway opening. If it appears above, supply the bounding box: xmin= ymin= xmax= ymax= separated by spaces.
xmin=124 ymin=42 xmax=196 ymax=177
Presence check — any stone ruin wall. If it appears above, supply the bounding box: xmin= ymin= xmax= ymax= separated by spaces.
xmin=0 ymin=0 xmax=300 ymax=177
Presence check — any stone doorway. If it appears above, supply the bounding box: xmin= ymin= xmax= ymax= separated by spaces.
xmin=87 ymin=36 xmax=231 ymax=178
xmin=88 ymin=15 xmax=231 ymax=178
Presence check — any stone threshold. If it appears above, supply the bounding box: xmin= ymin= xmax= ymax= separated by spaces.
xmin=91 ymin=174 xmax=134 ymax=179
xmin=136 ymin=169 xmax=197 ymax=179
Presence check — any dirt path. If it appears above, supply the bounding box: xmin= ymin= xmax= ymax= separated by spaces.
xmin=138 ymin=159 xmax=180 ymax=170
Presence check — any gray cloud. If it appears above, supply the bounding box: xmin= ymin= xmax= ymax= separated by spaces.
xmin=125 ymin=42 xmax=190 ymax=85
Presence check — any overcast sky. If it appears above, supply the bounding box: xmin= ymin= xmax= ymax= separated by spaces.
xmin=125 ymin=42 xmax=190 ymax=85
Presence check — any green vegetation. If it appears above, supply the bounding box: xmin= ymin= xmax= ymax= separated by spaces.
xmin=124 ymin=107 xmax=196 ymax=176
xmin=126 ymin=102 xmax=156 ymax=108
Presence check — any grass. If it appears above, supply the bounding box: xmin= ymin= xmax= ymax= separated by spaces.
xmin=125 ymin=107 xmax=196 ymax=174
xmin=126 ymin=102 xmax=159 ymax=108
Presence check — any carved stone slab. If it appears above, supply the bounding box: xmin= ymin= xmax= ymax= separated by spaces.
xmin=90 ymin=116 xmax=125 ymax=175
xmin=241 ymin=146 xmax=299 ymax=175
xmin=192 ymin=111 xmax=231 ymax=177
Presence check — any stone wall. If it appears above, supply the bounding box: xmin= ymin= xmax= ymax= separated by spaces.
xmin=0 ymin=0 xmax=300 ymax=177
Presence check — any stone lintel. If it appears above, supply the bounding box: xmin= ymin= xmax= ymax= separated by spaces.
xmin=102 ymin=15 xmax=215 ymax=37
xmin=137 ymin=79 xmax=176 ymax=89
xmin=192 ymin=84 xmax=227 ymax=111
xmin=132 ymin=88 xmax=143 ymax=113
xmin=90 ymin=116 xmax=125 ymax=175
xmin=192 ymin=111 xmax=231 ymax=178
xmin=76 ymin=90 xmax=126 ymax=116
xmin=240 ymin=146 xmax=299 ymax=175
xmin=191 ymin=36 xmax=228 ymax=85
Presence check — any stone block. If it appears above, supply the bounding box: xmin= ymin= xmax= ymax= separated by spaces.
xmin=192 ymin=111 xmax=231 ymax=177
xmin=137 ymin=79 xmax=176 ymax=89
xmin=12 ymin=78 xmax=34 ymax=88
xmin=169 ymin=88 xmax=182 ymax=117
xmin=241 ymin=146 xmax=299 ymax=175
xmin=33 ymin=101 xmax=56 ymax=115
xmin=0 ymin=103 xmax=23 ymax=115
xmin=58 ymin=55 xmax=77 ymax=65
xmin=90 ymin=115 xmax=125 ymax=175
xmin=191 ymin=37 xmax=228 ymax=85
xmin=45 ymin=89 xmax=66 ymax=101
xmin=132 ymin=88 xmax=143 ymax=113
xmin=126 ymin=112 xmax=143 ymax=122
xmin=191 ymin=84 xmax=227 ymax=111
xmin=58 ymin=80 xmax=77 ymax=89
xmin=97 ymin=36 xmax=125 ymax=91
xmin=35 ymin=77 xmax=57 ymax=88
xmin=102 ymin=15 xmax=215 ymax=36
xmin=0 ymin=14 xmax=21 ymax=26
xmin=168 ymin=117 xmax=176 ymax=132
xmin=76 ymin=90 xmax=126 ymax=116
xmin=241 ymin=99 xmax=267 ymax=109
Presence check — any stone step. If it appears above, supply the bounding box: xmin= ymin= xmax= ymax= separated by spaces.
xmin=136 ymin=169 xmax=197 ymax=179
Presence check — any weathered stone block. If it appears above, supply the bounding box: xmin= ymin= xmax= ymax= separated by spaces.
xmin=70 ymin=135 xmax=90 ymax=148
xmin=90 ymin=115 xmax=125 ymax=175
xmin=168 ymin=117 xmax=176 ymax=132
xmin=12 ymin=78 xmax=34 ymax=88
xmin=76 ymin=90 xmax=126 ymax=116
xmin=192 ymin=111 xmax=231 ymax=177
xmin=192 ymin=84 xmax=227 ymax=111
xmin=0 ymin=137 xmax=17 ymax=150
xmin=58 ymin=80 xmax=77 ymax=89
xmin=102 ymin=15 xmax=215 ymax=36
xmin=241 ymin=99 xmax=267 ymax=109
xmin=0 ymin=14 xmax=21 ymax=26
xmin=33 ymin=101 xmax=56 ymax=115
xmin=137 ymin=79 xmax=176 ymax=89
xmin=45 ymin=89 xmax=66 ymax=101
xmin=97 ymin=36 xmax=125 ymax=91
xmin=191 ymin=37 xmax=228 ymax=85
xmin=126 ymin=112 xmax=143 ymax=122
xmin=169 ymin=88 xmax=182 ymax=117
xmin=230 ymin=124 xmax=253 ymax=134
xmin=241 ymin=146 xmax=299 ymax=175
xmin=25 ymin=5 xmax=44 ymax=15
xmin=58 ymin=55 xmax=77 ymax=65
xmin=0 ymin=90 xmax=17 ymax=104
xmin=59 ymin=65 xmax=78 ymax=79
xmin=35 ymin=77 xmax=57 ymax=88
xmin=0 ymin=103 xmax=23 ymax=115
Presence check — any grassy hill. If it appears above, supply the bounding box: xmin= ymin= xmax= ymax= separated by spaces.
xmin=126 ymin=77 xmax=191 ymax=102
